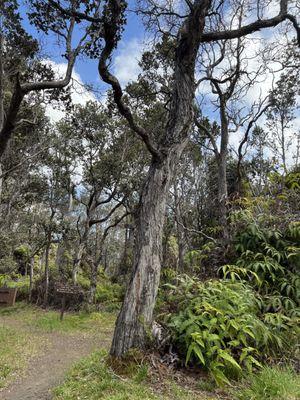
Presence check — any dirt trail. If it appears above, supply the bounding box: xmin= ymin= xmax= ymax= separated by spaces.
xmin=0 ymin=317 xmax=112 ymax=400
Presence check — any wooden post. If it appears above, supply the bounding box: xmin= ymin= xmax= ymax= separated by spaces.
xmin=60 ymin=294 xmax=66 ymax=321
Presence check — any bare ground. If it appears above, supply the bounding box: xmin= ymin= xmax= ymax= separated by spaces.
xmin=0 ymin=313 xmax=112 ymax=400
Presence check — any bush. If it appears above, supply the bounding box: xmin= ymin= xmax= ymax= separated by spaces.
xmin=220 ymin=220 xmax=300 ymax=353
xmin=95 ymin=281 xmax=124 ymax=308
xmin=165 ymin=276 xmax=284 ymax=385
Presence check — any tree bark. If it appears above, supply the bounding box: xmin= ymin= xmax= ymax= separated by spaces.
xmin=43 ymin=239 xmax=51 ymax=306
xmin=72 ymin=241 xmax=86 ymax=284
xmin=56 ymin=187 xmax=73 ymax=277
xmin=174 ymin=184 xmax=186 ymax=270
xmin=29 ymin=256 xmax=34 ymax=302
xmin=216 ymin=100 xmax=229 ymax=241
xmin=0 ymin=31 xmax=4 ymax=203
xmin=110 ymin=147 xmax=186 ymax=356
xmin=109 ymin=0 xmax=212 ymax=357
xmin=88 ymin=260 xmax=98 ymax=304
xmin=216 ymin=156 xmax=228 ymax=239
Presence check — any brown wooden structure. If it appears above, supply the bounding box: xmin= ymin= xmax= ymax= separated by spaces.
xmin=56 ymin=283 xmax=84 ymax=320
xmin=0 ymin=287 xmax=18 ymax=306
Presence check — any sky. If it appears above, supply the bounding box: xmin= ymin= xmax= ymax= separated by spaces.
xmin=18 ymin=0 xmax=299 ymax=166
xmin=20 ymin=0 xmax=145 ymax=95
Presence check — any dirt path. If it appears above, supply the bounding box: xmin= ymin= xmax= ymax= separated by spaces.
xmin=0 ymin=316 xmax=112 ymax=400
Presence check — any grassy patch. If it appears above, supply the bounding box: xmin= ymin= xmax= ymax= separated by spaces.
xmin=31 ymin=311 xmax=115 ymax=334
xmin=53 ymin=350 xmax=218 ymax=400
xmin=0 ymin=325 xmax=38 ymax=389
xmin=234 ymin=366 xmax=300 ymax=400
xmin=0 ymin=301 xmax=32 ymax=317
xmin=0 ymin=302 xmax=115 ymax=334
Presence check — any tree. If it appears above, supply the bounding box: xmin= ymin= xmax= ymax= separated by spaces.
xmin=267 ymin=71 xmax=300 ymax=173
xmin=20 ymin=0 xmax=300 ymax=356
xmin=99 ymin=0 xmax=300 ymax=356
xmin=0 ymin=0 xmax=106 ymax=159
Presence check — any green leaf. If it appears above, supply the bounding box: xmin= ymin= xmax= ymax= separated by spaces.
xmin=218 ymin=350 xmax=242 ymax=371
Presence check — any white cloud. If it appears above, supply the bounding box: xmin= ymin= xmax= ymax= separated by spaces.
xmin=43 ymin=60 xmax=96 ymax=122
xmin=113 ymin=38 xmax=143 ymax=86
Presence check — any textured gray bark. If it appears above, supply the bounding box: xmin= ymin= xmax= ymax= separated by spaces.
xmin=174 ymin=184 xmax=186 ymax=270
xmin=29 ymin=256 xmax=34 ymax=302
xmin=43 ymin=240 xmax=51 ymax=306
xmin=110 ymin=0 xmax=212 ymax=356
xmin=56 ymin=189 xmax=73 ymax=276
xmin=111 ymin=153 xmax=185 ymax=355
xmin=0 ymin=32 xmax=4 ymax=202
xmin=216 ymin=101 xmax=229 ymax=240
xmin=72 ymin=237 xmax=88 ymax=284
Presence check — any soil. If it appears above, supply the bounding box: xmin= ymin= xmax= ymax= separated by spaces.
xmin=0 ymin=314 xmax=112 ymax=400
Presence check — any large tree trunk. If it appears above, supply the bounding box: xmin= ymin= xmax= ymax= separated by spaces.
xmin=217 ymin=156 xmax=228 ymax=239
xmin=108 ymin=0 xmax=211 ymax=357
xmin=174 ymin=184 xmax=186 ymax=270
xmin=43 ymin=240 xmax=51 ymax=306
xmin=217 ymin=102 xmax=229 ymax=241
xmin=0 ymin=32 xmax=4 ymax=203
xmin=56 ymin=187 xmax=73 ymax=277
xmin=72 ymin=242 xmax=86 ymax=284
xmin=110 ymin=148 xmax=185 ymax=356
xmin=29 ymin=256 xmax=34 ymax=302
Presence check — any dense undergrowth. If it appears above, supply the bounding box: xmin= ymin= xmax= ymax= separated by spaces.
xmin=160 ymin=214 xmax=300 ymax=385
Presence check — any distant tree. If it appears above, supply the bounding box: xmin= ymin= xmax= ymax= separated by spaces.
xmin=267 ymin=71 xmax=300 ymax=173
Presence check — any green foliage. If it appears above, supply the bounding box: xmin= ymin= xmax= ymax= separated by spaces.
xmin=0 ymin=274 xmax=9 ymax=286
xmin=165 ymin=276 xmax=278 ymax=385
xmin=0 ymin=274 xmax=30 ymax=300
xmin=184 ymin=242 xmax=216 ymax=272
xmin=220 ymin=220 xmax=300 ymax=322
xmin=95 ymin=282 xmax=123 ymax=303
xmin=234 ymin=366 xmax=300 ymax=400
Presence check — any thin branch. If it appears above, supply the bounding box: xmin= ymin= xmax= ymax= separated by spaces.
xmin=202 ymin=2 xmax=300 ymax=45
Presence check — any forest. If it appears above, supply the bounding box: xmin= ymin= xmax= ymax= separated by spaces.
xmin=0 ymin=0 xmax=299 ymax=399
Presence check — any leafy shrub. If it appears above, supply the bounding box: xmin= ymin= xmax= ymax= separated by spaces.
xmin=220 ymin=221 xmax=300 ymax=341
xmin=0 ymin=274 xmax=30 ymax=299
xmin=95 ymin=281 xmax=124 ymax=308
xmin=76 ymin=274 xmax=91 ymax=290
xmin=165 ymin=276 xmax=279 ymax=385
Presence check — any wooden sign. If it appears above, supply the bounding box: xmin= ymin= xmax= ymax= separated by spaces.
xmin=55 ymin=283 xmax=84 ymax=320
xmin=56 ymin=283 xmax=84 ymax=295
xmin=0 ymin=288 xmax=18 ymax=307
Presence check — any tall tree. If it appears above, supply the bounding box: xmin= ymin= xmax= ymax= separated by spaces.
xmin=44 ymin=0 xmax=300 ymax=356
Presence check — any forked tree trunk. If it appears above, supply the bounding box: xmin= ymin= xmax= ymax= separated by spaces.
xmin=111 ymin=147 xmax=185 ymax=356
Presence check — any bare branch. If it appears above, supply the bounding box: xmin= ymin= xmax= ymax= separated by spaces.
xmin=202 ymin=2 xmax=300 ymax=45
xmin=98 ymin=0 xmax=161 ymax=160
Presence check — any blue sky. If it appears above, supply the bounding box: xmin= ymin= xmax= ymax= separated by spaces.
xmin=20 ymin=0 xmax=144 ymax=92
xmin=18 ymin=1 xmax=299 ymax=166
